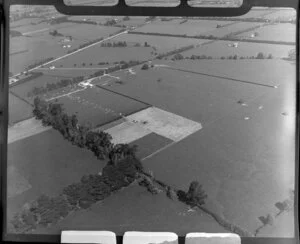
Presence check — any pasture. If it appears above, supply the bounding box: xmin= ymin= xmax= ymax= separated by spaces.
xmin=237 ymin=23 xmax=296 ymax=43
xmin=135 ymin=19 xmax=235 ymax=36
xmin=54 ymin=86 xmax=149 ymax=127
xmin=7 ymin=128 xmax=104 ymax=221
xmin=43 ymin=46 xmax=154 ymax=69
xmin=111 ymin=33 xmax=206 ymax=52
xmin=263 ymin=9 xmax=296 ymax=21
xmin=181 ymin=40 xmax=294 ymax=58
xmin=9 ymin=92 xmax=33 ymax=125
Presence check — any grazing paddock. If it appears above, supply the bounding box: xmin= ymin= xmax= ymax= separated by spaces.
xmin=181 ymin=41 xmax=294 ymax=58
xmin=9 ymin=35 xmax=69 ymax=75
xmin=135 ymin=19 xmax=235 ymax=36
xmin=44 ymin=46 xmax=154 ymax=69
xmin=7 ymin=129 xmax=105 ymax=221
xmin=55 ymin=86 xmax=149 ymax=127
xmin=9 ymin=93 xmax=33 ymax=125
xmin=36 ymin=67 xmax=99 ymax=78
xmin=111 ymin=33 xmax=205 ymax=52
xmin=56 ymin=24 xmax=122 ymax=42
xmin=10 ymin=17 xmax=44 ymax=28
xmin=11 ymin=74 xmax=68 ymax=99
xmin=8 ymin=165 xmax=32 ymax=198
xmin=206 ymin=22 xmax=263 ymax=37
xmin=237 ymin=23 xmax=296 ymax=43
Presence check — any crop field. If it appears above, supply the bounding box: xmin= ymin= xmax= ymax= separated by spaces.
xmin=7 ymin=128 xmax=104 ymax=221
xmin=44 ymin=46 xmax=154 ymax=69
xmin=54 ymin=86 xmax=150 ymax=127
xmin=181 ymin=41 xmax=294 ymax=58
xmin=111 ymin=33 xmax=206 ymax=52
xmin=8 ymin=92 xmax=33 ymax=125
xmin=237 ymin=23 xmax=296 ymax=43
xmin=135 ymin=19 xmax=235 ymax=36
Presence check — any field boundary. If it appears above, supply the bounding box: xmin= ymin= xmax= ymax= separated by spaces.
xmin=95 ymin=84 xmax=152 ymax=106
xmin=164 ymin=66 xmax=277 ymax=88
xmin=128 ymin=31 xmax=296 ymax=46
xmin=10 ymin=91 xmax=33 ymax=107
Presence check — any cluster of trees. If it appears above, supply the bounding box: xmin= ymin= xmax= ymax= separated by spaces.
xmin=49 ymin=16 xmax=68 ymax=25
xmin=186 ymin=54 xmax=213 ymax=60
xmin=49 ymin=29 xmax=63 ymax=37
xmin=68 ymin=19 xmax=98 ymax=25
xmin=157 ymin=44 xmax=194 ymax=59
xmin=100 ymin=41 xmax=127 ymax=47
xmin=32 ymin=97 xmax=138 ymax=163
xmin=11 ymin=155 xmax=143 ymax=233
xmin=104 ymin=19 xmax=117 ymax=26
xmin=123 ymin=16 xmax=130 ymax=21
xmin=27 ymin=76 xmax=84 ymax=97
xmin=177 ymin=181 xmax=208 ymax=207
xmin=141 ymin=63 xmax=150 ymax=70
xmin=179 ymin=19 xmax=188 ymax=24
xmin=10 ymin=30 xmax=22 ymax=37
xmin=145 ymin=16 xmax=156 ymax=22
xmin=26 ymin=57 xmax=54 ymax=70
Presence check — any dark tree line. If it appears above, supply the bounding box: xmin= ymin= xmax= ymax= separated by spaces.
xmin=33 ymin=97 xmax=138 ymax=163
xmin=28 ymin=76 xmax=84 ymax=97
xmin=101 ymin=41 xmax=127 ymax=47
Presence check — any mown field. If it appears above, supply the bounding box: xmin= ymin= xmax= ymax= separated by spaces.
xmin=237 ymin=23 xmax=296 ymax=43
xmin=55 ymin=86 xmax=149 ymax=127
xmin=9 ymin=92 xmax=33 ymax=125
xmin=7 ymin=128 xmax=104 ymax=222
xmin=181 ymin=41 xmax=294 ymax=58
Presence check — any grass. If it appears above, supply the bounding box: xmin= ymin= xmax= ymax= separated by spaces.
xmin=181 ymin=40 xmax=294 ymax=58
xmin=44 ymin=46 xmax=154 ymax=69
xmin=9 ymin=92 xmax=33 ymax=125
xmin=237 ymin=23 xmax=296 ymax=43
xmin=54 ymin=86 xmax=149 ymax=127
xmin=7 ymin=128 xmax=105 ymax=222
xmin=135 ymin=19 xmax=234 ymax=36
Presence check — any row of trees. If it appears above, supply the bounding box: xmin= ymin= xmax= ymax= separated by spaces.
xmin=157 ymin=44 xmax=195 ymax=59
xmin=32 ymin=97 xmax=138 ymax=163
xmin=26 ymin=57 xmax=54 ymax=70
xmin=27 ymin=76 xmax=84 ymax=97
xmin=100 ymin=41 xmax=128 ymax=47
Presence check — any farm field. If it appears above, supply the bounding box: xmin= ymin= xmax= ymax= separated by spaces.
xmin=44 ymin=46 xmax=154 ymax=69
xmin=263 ymin=9 xmax=296 ymax=21
xmin=134 ymin=19 xmax=235 ymax=36
xmin=97 ymin=60 xmax=289 ymax=126
xmin=32 ymin=183 xmax=227 ymax=235
xmin=7 ymin=5 xmax=297 ymax=238
xmin=111 ymin=33 xmax=206 ymax=52
xmin=206 ymin=22 xmax=263 ymax=37
xmin=8 ymin=92 xmax=33 ymax=125
xmin=53 ymin=24 xmax=122 ymax=42
xmin=237 ymin=23 xmax=296 ymax=43
xmin=54 ymin=86 xmax=149 ymax=127
xmin=7 ymin=128 xmax=105 ymax=222
xmin=181 ymin=41 xmax=294 ymax=58
xmin=11 ymin=74 xmax=76 ymax=100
